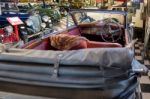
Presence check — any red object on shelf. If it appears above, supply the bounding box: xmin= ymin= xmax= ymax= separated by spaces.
xmin=0 ymin=17 xmax=23 ymax=44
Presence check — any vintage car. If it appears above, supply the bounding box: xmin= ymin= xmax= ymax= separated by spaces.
xmin=0 ymin=2 xmax=30 ymax=26
xmin=19 ymin=13 xmax=53 ymax=43
xmin=17 ymin=3 xmax=33 ymax=13
xmin=0 ymin=9 xmax=147 ymax=99
xmin=0 ymin=13 xmax=53 ymax=45
xmin=35 ymin=4 xmax=62 ymax=24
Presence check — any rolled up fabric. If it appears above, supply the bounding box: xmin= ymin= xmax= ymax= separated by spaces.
xmin=49 ymin=34 xmax=88 ymax=50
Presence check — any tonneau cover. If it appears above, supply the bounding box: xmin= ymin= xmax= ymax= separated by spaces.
xmin=0 ymin=48 xmax=145 ymax=99
xmin=0 ymin=48 xmax=133 ymax=68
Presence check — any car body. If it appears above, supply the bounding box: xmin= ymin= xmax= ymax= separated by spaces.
xmin=0 ymin=9 xmax=147 ymax=99
xmin=35 ymin=4 xmax=61 ymax=24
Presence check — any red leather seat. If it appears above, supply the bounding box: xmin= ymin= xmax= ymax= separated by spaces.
xmin=70 ymin=40 xmax=87 ymax=50
xmin=23 ymin=39 xmax=57 ymax=50
xmin=24 ymin=37 xmax=122 ymax=50
xmin=69 ymin=41 xmax=122 ymax=50
xmin=86 ymin=41 xmax=122 ymax=48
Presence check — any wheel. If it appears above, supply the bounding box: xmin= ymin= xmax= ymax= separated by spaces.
xmin=100 ymin=18 xmax=122 ymax=42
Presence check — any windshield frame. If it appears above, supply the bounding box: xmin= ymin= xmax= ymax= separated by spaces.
xmin=69 ymin=9 xmax=128 ymax=29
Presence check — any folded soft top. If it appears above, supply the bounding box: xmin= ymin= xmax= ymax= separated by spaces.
xmin=0 ymin=46 xmax=147 ymax=99
xmin=0 ymin=48 xmax=133 ymax=69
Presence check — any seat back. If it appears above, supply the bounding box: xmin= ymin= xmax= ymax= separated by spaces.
xmin=23 ymin=35 xmax=122 ymax=50
xmin=23 ymin=39 xmax=56 ymax=50
xmin=87 ymin=41 xmax=122 ymax=48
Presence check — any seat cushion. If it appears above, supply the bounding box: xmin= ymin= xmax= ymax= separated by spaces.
xmin=49 ymin=34 xmax=88 ymax=50
xmin=87 ymin=41 xmax=122 ymax=48
xmin=23 ymin=39 xmax=55 ymax=50
xmin=70 ymin=40 xmax=87 ymax=50
xmin=23 ymin=35 xmax=122 ymax=50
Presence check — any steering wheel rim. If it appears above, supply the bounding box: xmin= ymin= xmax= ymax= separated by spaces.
xmin=101 ymin=18 xmax=122 ymax=42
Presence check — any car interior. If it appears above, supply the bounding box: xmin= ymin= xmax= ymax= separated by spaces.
xmin=22 ymin=11 xmax=128 ymax=50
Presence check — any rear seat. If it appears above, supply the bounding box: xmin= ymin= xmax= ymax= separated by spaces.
xmin=23 ymin=39 xmax=56 ymax=50
xmin=23 ymin=36 xmax=122 ymax=50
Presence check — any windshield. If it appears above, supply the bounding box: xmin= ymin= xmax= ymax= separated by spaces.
xmin=71 ymin=10 xmax=126 ymax=26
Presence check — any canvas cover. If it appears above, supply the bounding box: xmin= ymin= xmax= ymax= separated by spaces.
xmin=0 ymin=47 xmax=147 ymax=99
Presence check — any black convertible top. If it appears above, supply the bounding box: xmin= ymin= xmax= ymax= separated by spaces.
xmin=0 ymin=48 xmax=133 ymax=68
xmin=0 ymin=47 xmax=147 ymax=98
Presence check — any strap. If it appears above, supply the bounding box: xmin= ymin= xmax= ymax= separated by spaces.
xmin=52 ymin=53 xmax=63 ymax=78
xmin=0 ymin=44 xmax=6 ymax=53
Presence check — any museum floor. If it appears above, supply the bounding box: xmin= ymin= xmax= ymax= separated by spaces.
xmin=135 ymin=40 xmax=150 ymax=99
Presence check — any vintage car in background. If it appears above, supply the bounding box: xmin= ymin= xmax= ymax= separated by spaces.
xmin=0 ymin=2 xmax=30 ymax=27
xmin=0 ymin=9 xmax=147 ymax=99
xmin=19 ymin=13 xmax=53 ymax=43
xmin=0 ymin=16 xmax=24 ymax=46
xmin=0 ymin=25 xmax=18 ymax=45
xmin=0 ymin=13 xmax=53 ymax=45
xmin=17 ymin=3 xmax=34 ymax=13
xmin=0 ymin=2 xmax=55 ymax=44
xmin=35 ymin=4 xmax=62 ymax=24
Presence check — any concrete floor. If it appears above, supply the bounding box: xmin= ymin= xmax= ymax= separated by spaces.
xmin=0 ymin=91 xmax=54 ymax=99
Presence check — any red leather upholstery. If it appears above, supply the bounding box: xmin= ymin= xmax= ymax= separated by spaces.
xmin=65 ymin=40 xmax=122 ymax=50
xmin=24 ymin=37 xmax=122 ymax=50
xmin=70 ymin=40 xmax=87 ymax=50
xmin=24 ymin=39 xmax=56 ymax=50
xmin=87 ymin=41 xmax=122 ymax=48
xmin=33 ymin=40 xmax=54 ymax=50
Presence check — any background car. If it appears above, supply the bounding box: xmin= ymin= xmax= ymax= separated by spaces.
xmin=0 ymin=2 xmax=30 ymax=27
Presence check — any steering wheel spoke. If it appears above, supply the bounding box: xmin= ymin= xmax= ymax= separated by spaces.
xmin=110 ymin=29 xmax=120 ymax=34
xmin=101 ymin=18 xmax=122 ymax=42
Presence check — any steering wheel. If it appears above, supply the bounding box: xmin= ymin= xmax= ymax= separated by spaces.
xmin=101 ymin=18 xmax=122 ymax=42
